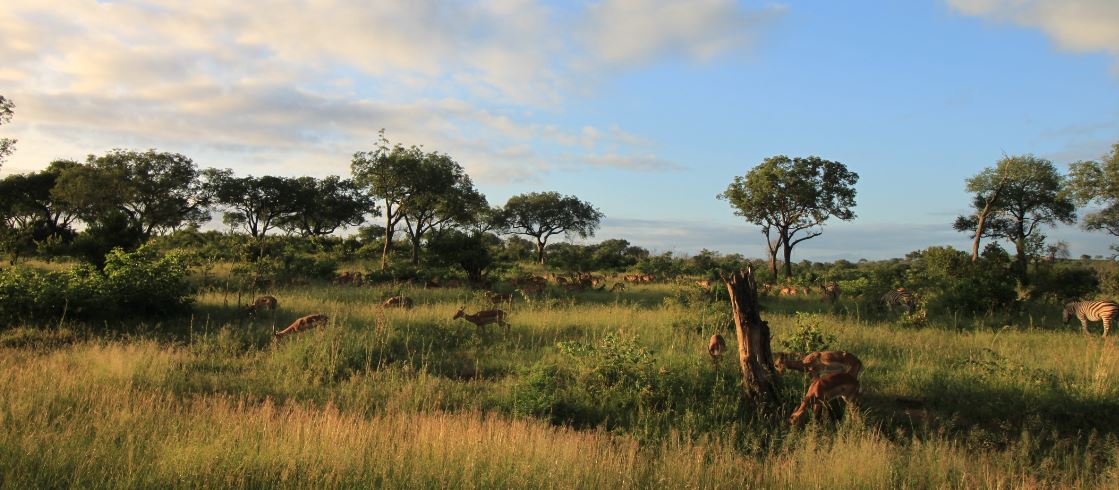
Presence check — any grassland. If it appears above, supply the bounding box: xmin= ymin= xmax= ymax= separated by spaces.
xmin=3 ymin=275 xmax=1119 ymax=488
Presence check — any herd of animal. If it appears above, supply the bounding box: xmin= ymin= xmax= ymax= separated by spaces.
xmin=249 ymin=272 xmax=1117 ymax=426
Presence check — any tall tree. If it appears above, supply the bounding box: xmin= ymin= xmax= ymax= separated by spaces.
xmin=205 ymin=170 xmax=295 ymax=239
xmin=960 ymin=158 xmax=1014 ymax=262
xmin=497 ymin=192 xmax=604 ymax=264
xmin=351 ymin=131 xmax=426 ymax=270
xmin=399 ymin=152 xmax=488 ymax=263
xmin=52 ymin=149 xmax=211 ymax=238
xmin=719 ymin=155 xmax=859 ymax=279
xmin=1067 ymin=143 xmax=1119 ymax=241
xmin=0 ymin=95 xmax=15 ymax=170
xmin=954 ymin=155 xmax=1076 ymax=284
xmin=276 ymin=176 xmax=373 ymax=238
xmin=0 ymin=160 xmax=81 ymax=240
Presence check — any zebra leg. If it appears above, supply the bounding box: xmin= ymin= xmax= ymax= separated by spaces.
xmin=1081 ymin=316 xmax=1090 ymax=335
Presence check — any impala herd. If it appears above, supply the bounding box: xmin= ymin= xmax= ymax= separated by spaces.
xmin=251 ymin=272 xmax=1117 ymax=426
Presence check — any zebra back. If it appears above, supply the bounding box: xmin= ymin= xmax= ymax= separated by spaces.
xmin=1065 ymin=301 xmax=1119 ymax=322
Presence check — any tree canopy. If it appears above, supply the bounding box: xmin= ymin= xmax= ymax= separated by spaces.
xmin=351 ymin=131 xmax=428 ymax=270
xmin=497 ymin=191 xmax=604 ymax=264
xmin=954 ymin=154 xmax=1076 ymax=283
xmin=1067 ymin=144 xmax=1119 ymax=242
xmin=276 ymin=176 xmax=372 ymax=239
xmin=205 ymin=170 xmax=295 ymax=239
xmin=0 ymin=95 xmax=15 ymax=170
xmin=719 ymin=155 xmax=858 ymax=279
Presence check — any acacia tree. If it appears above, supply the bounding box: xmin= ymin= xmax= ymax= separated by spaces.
xmin=399 ymin=152 xmax=488 ymax=263
xmin=0 ymin=160 xmax=81 ymax=239
xmin=719 ymin=155 xmax=859 ymax=279
xmin=954 ymin=155 xmax=1076 ymax=284
xmin=204 ymin=170 xmax=295 ymax=240
xmin=0 ymin=95 xmax=15 ymax=170
xmin=351 ymin=131 xmax=427 ymax=270
xmin=497 ymin=192 xmax=604 ymax=265
xmin=52 ymin=149 xmax=211 ymax=239
xmin=1067 ymin=143 xmax=1119 ymax=244
xmin=277 ymin=176 xmax=372 ymax=238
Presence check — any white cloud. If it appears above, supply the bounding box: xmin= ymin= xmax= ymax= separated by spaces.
xmin=947 ymin=0 xmax=1119 ymax=63
xmin=0 ymin=0 xmax=782 ymax=180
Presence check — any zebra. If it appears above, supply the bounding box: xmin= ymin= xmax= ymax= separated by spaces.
xmin=821 ymin=282 xmax=840 ymax=304
xmin=1062 ymin=301 xmax=1119 ymax=337
xmin=881 ymin=288 xmax=916 ymax=313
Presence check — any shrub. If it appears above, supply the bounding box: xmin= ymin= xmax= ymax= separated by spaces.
xmin=779 ymin=312 xmax=836 ymax=353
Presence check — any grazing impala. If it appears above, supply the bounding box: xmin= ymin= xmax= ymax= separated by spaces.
xmin=382 ymin=295 xmax=413 ymax=309
xmin=708 ymin=334 xmax=726 ymax=361
xmin=245 ymin=295 xmax=278 ymax=315
xmin=273 ymin=314 xmax=328 ymax=339
xmin=789 ymin=372 xmax=861 ymax=426
xmin=452 ymin=307 xmax=509 ymax=334
xmin=486 ymin=291 xmax=514 ymax=306
xmin=609 ymin=282 xmax=626 ymax=292
xmin=696 ymin=280 xmax=713 ymax=289
xmin=775 ymin=351 xmax=863 ymax=379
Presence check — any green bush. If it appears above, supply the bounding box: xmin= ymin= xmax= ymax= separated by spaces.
xmin=779 ymin=312 xmax=836 ymax=353
xmin=0 ymin=245 xmax=193 ymax=327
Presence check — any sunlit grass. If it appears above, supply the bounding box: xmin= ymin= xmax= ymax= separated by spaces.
xmin=3 ymin=275 xmax=1119 ymax=487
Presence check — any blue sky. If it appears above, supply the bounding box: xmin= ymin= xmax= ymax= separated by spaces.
xmin=2 ymin=1 xmax=1118 ymax=260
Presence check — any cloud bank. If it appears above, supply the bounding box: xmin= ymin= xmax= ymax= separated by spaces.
xmin=0 ymin=0 xmax=783 ymax=181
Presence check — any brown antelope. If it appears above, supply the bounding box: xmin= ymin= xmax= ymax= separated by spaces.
xmin=640 ymin=274 xmax=655 ymax=283
xmin=708 ymin=334 xmax=726 ymax=361
xmin=382 ymin=295 xmax=413 ymax=309
xmin=452 ymin=307 xmax=509 ymax=334
xmin=609 ymin=282 xmax=626 ymax=292
xmin=624 ymin=274 xmax=640 ymax=283
xmin=775 ymin=351 xmax=863 ymax=379
xmin=245 ymin=295 xmax=278 ymax=315
xmin=425 ymin=278 xmax=442 ymax=289
xmin=696 ymin=280 xmax=713 ymax=289
xmin=519 ymin=281 xmax=546 ymax=297
xmin=332 ymin=271 xmax=352 ymax=285
xmin=273 ymin=314 xmax=328 ymax=339
xmin=821 ymin=282 xmax=840 ymax=304
xmin=789 ymin=372 xmax=861 ymax=426
xmin=486 ymin=291 xmax=514 ymax=306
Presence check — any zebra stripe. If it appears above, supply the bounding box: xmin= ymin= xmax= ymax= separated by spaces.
xmin=881 ymin=288 xmax=916 ymax=313
xmin=1063 ymin=301 xmax=1119 ymax=337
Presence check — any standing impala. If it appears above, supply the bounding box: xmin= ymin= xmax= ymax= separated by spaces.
xmin=775 ymin=351 xmax=863 ymax=379
xmin=452 ymin=307 xmax=509 ymax=334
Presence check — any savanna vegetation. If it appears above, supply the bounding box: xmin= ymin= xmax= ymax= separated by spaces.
xmin=5 ymin=104 xmax=1119 ymax=488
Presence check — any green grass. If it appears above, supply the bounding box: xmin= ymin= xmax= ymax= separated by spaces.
xmin=3 ymin=277 xmax=1119 ymax=488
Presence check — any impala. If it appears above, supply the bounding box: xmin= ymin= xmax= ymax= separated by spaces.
xmin=775 ymin=351 xmax=863 ymax=379
xmin=245 ymin=295 xmax=278 ymax=315
xmin=452 ymin=307 xmax=509 ymax=334
xmin=273 ymin=314 xmax=328 ymax=339
xmin=708 ymin=334 xmax=726 ymax=361
xmin=789 ymin=372 xmax=860 ymax=426
xmin=382 ymin=295 xmax=413 ymax=309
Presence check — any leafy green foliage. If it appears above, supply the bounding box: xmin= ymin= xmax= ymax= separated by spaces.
xmin=496 ymin=191 xmax=604 ymax=264
xmin=0 ymin=245 xmax=192 ymax=327
xmin=778 ymin=312 xmax=836 ymax=353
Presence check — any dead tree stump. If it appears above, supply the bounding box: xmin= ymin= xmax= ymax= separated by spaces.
xmin=720 ymin=266 xmax=779 ymax=415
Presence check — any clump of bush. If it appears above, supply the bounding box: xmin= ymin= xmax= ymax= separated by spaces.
xmin=779 ymin=312 xmax=836 ymax=353
xmin=0 ymin=245 xmax=193 ymax=327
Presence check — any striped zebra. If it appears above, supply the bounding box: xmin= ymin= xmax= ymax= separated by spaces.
xmin=821 ymin=282 xmax=840 ymax=304
xmin=881 ymin=288 xmax=916 ymax=313
xmin=1062 ymin=301 xmax=1119 ymax=337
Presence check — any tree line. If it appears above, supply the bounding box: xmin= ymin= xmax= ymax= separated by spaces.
xmin=0 ymin=130 xmax=603 ymax=268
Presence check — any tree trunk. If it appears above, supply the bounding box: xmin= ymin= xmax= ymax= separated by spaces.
xmin=381 ymin=214 xmax=393 ymax=271
xmin=720 ymin=267 xmax=779 ymax=414
xmin=971 ymin=212 xmax=987 ymax=262
xmin=409 ymin=235 xmax=421 ymax=264
xmin=1014 ymin=236 xmax=1028 ymax=285
xmin=781 ymin=240 xmax=794 ymax=279
xmin=536 ymin=238 xmax=546 ymax=265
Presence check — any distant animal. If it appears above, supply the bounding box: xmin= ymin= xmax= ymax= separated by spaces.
xmin=486 ymin=291 xmax=514 ymax=306
xmin=640 ymin=274 xmax=655 ymax=283
xmin=273 ymin=314 xmax=328 ymax=339
xmin=425 ymin=278 xmax=442 ymax=289
xmin=245 ymin=295 xmax=278 ymax=315
xmin=519 ymin=282 xmax=546 ymax=296
xmin=821 ymin=283 xmax=840 ymax=304
xmin=452 ymin=307 xmax=509 ymax=334
xmin=1063 ymin=301 xmax=1119 ymax=337
xmin=697 ymin=280 xmax=713 ymax=289
xmin=443 ymin=278 xmax=463 ymax=288
xmin=624 ymin=274 xmax=641 ymax=283
xmin=332 ymin=271 xmax=352 ymax=285
xmin=708 ymin=334 xmax=727 ymax=361
xmin=382 ymin=295 xmax=413 ymax=309
xmin=881 ymin=288 xmax=916 ymax=313
xmin=351 ymin=271 xmax=363 ymax=287
xmin=789 ymin=373 xmax=861 ymax=426
xmin=776 ymin=351 xmax=863 ymax=379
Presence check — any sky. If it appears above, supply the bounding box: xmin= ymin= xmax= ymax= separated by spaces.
xmin=2 ymin=0 xmax=1119 ymax=261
